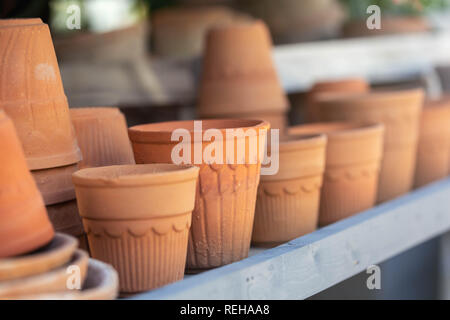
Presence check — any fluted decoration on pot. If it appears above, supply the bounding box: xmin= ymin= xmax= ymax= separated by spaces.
xmin=252 ymin=134 xmax=327 ymax=246
xmin=316 ymin=89 xmax=424 ymax=203
xmin=128 ymin=119 xmax=269 ymax=271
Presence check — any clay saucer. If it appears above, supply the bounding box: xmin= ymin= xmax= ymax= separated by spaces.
xmin=0 ymin=233 xmax=78 ymax=281
xmin=12 ymin=259 xmax=119 ymax=300
xmin=0 ymin=249 xmax=89 ymax=299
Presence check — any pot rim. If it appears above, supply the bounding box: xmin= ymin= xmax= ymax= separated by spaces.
xmin=278 ymin=133 xmax=327 ymax=151
xmin=72 ymin=164 xmax=199 ymax=188
xmin=288 ymin=121 xmax=384 ymax=141
xmin=128 ymin=118 xmax=270 ymax=143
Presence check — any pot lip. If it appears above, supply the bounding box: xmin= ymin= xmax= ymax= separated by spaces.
xmin=70 ymin=107 xmax=122 ymax=119
xmin=207 ymin=19 xmax=267 ymax=36
xmin=315 ymin=88 xmax=424 ymax=106
xmin=278 ymin=133 xmax=327 ymax=151
xmin=0 ymin=18 xmax=43 ymax=27
xmin=288 ymin=121 xmax=384 ymax=140
xmin=128 ymin=118 xmax=270 ymax=143
xmin=310 ymin=78 xmax=368 ymax=92
xmin=72 ymin=164 xmax=199 ymax=188
xmin=0 ymin=21 xmax=48 ymax=32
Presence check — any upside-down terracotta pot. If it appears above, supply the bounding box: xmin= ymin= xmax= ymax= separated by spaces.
xmin=31 ymin=163 xmax=78 ymax=205
xmin=289 ymin=122 xmax=384 ymax=226
xmin=252 ymin=134 xmax=327 ymax=247
xmin=129 ymin=119 xmax=269 ymax=271
xmin=70 ymin=107 xmax=135 ymax=168
xmin=0 ymin=22 xmax=81 ymax=170
xmin=0 ymin=111 xmax=54 ymax=258
xmin=306 ymin=78 xmax=369 ymax=122
xmin=197 ymin=20 xmax=289 ymax=131
xmin=316 ymin=89 xmax=424 ymax=203
xmin=414 ymin=99 xmax=450 ymax=188
xmin=73 ymin=164 xmax=199 ymax=293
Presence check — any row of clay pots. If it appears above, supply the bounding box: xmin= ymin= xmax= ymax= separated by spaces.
xmin=197 ymin=20 xmax=289 ymax=131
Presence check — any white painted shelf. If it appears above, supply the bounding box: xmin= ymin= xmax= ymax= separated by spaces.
xmin=132 ymin=177 xmax=450 ymax=300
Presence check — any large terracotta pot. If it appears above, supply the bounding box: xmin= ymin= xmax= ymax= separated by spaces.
xmin=70 ymin=107 xmax=135 ymax=168
xmin=0 ymin=111 xmax=54 ymax=258
xmin=252 ymin=134 xmax=327 ymax=246
xmin=289 ymin=122 xmax=384 ymax=226
xmin=197 ymin=21 xmax=288 ymax=131
xmin=128 ymin=119 xmax=269 ymax=271
xmin=0 ymin=22 xmax=81 ymax=170
xmin=414 ymin=99 xmax=450 ymax=188
xmin=306 ymin=78 xmax=369 ymax=122
xmin=316 ymin=89 xmax=424 ymax=203
xmin=73 ymin=164 xmax=199 ymax=293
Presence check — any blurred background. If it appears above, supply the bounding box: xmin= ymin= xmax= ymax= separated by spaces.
xmin=2 ymin=0 xmax=450 ymax=299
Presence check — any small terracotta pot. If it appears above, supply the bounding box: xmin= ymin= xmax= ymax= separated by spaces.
xmin=0 ymin=111 xmax=54 ymax=258
xmin=32 ymin=163 xmax=78 ymax=205
xmin=0 ymin=23 xmax=81 ymax=170
xmin=289 ymin=122 xmax=384 ymax=226
xmin=306 ymin=78 xmax=369 ymax=122
xmin=252 ymin=134 xmax=327 ymax=247
xmin=70 ymin=107 xmax=135 ymax=168
xmin=0 ymin=233 xmax=77 ymax=281
xmin=128 ymin=119 xmax=269 ymax=271
xmin=0 ymin=249 xmax=88 ymax=299
xmin=197 ymin=20 xmax=289 ymax=120
xmin=414 ymin=99 xmax=450 ymax=188
xmin=73 ymin=164 xmax=199 ymax=293
xmin=316 ymin=89 xmax=424 ymax=203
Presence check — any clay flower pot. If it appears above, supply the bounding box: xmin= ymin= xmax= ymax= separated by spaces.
xmin=70 ymin=107 xmax=135 ymax=168
xmin=31 ymin=163 xmax=78 ymax=205
xmin=306 ymin=78 xmax=369 ymax=122
xmin=289 ymin=122 xmax=384 ymax=226
xmin=0 ymin=111 xmax=54 ymax=258
xmin=0 ymin=233 xmax=77 ymax=281
xmin=197 ymin=20 xmax=289 ymax=131
xmin=0 ymin=22 xmax=81 ymax=170
xmin=316 ymin=89 xmax=424 ymax=203
xmin=128 ymin=119 xmax=269 ymax=271
xmin=46 ymin=200 xmax=88 ymax=252
xmin=252 ymin=134 xmax=327 ymax=247
xmin=0 ymin=249 xmax=88 ymax=299
xmin=72 ymin=164 xmax=200 ymax=293
xmin=414 ymin=99 xmax=450 ymax=188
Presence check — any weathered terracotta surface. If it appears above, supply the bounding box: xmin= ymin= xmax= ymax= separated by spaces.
xmin=70 ymin=107 xmax=135 ymax=168
xmin=0 ymin=233 xmax=77 ymax=281
xmin=252 ymin=134 xmax=327 ymax=246
xmin=0 ymin=249 xmax=88 ymax=299
xmin=32 ymin=163 xmax=78 ymax=205
xmin=289 ymin=122 xmax=384 ymax=226
xmin=14 ymin=259 xmax=119 ymax=300
xmin=306 ymin=78 xmax=369 ymax=122
xmin=414 ymin=98 xmax=450 ymax=188
xmin=197 ymin=21 xmax=288 ymax=129
xmin=0 ymin=111 xmax=54 ymax=258
xmin=128 ymin=119 xmax=269 ymax=271
xmin=0 ymin=23 xmax=81 ymax=170
xmin=46 ymin=200 xmax=86 ymax=241
xmin=73 ymin=164 xmax=199 ymax=293
xmin=316 ymin=89 xmax=424 ymax=203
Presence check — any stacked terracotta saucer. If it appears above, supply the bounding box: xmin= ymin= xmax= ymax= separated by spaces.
xmin=0 ymin=19 xmax=88 ymax=249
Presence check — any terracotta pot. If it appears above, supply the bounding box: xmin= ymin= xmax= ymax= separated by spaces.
xmin=70 ymin=107 xmax=135 ymax=168
xmin=72 ymin=164 xmax=199 ymax=293
xmin=32 ymin=163 xmax=78 ymax=205
xmin=13 ymin=259 xmax=119 ymax=300
xmin=0 ymin=22 xmax=81 ymax=170
xmin=316 ymin=89 xmax=424 ymax=203
xmin=46 ymin=200 xmax=85 ymax=239
xmin=0 ymin=249 xmax=88 ymax=299
xmin=306 ymin=78 xmax=369 ymax=122
xmin=0 ymin=111 xmax=54 ymax=258
xmin=289 ymin=122 xmax=384 ymax=226
xmin=252 ymin=134 xmax=327 ymax=247
xmin=0 ymin=18 xmax=43 ymax=26
xmin=197 ymin=20 xmax=289 ymax=120
xmin=128 ymin=119 xmax=269 ymax=271
xmin=0 ymin=233 xmax=77 ymax=281
xmin=414 ymin=99 xmax=450 ymax=188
